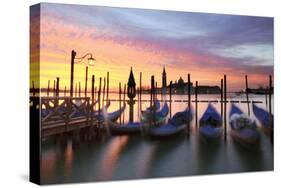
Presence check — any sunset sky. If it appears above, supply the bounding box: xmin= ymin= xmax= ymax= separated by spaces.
xmin=30 ymin=3 xmax=273 ymax=91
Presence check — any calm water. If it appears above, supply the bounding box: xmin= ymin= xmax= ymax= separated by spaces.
xmin=41 ymin=94 xmax=274 ymax=184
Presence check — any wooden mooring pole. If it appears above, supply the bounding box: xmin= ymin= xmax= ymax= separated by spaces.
xmin=91 ymin=75 xmax=95 ymax=107
xmin=140 ymin=72 xmax=142 ymax=111
xmin=265 ymin=88 xmax=268 ymax=109
xmin=123 ymin=84 xmax=126 ymax=124
xmin=224 ymin=75 xmax=227 ymax=142
xmin=150 ymin=76 xmax=154 ymax=108
xmin=119 ymin=82 xmax=122 ymax=125
xmin=221 ymin=78 xmax=223 ymax=121
xmin=187 ymin=74 xmax=191 ymax=132
xmin=53 ymin=80 xmax=56 ymax=96
xmin=187 ymin=74 xmax=191 ymax=109
xmin=137 ymin=87 xmax=140 ymax=118
xmin=56 ymin=77 xmax=60 ymax=97
xmin=55 ymin=77 xmax=60 ymax=108
xmin=32 ymin=80 xmax=35 ymax=96
xmin=154 ymin=82 xmax=157 ymax=102
xmin=269 ymin=75 xmax=272 ymax=116
xmin=106 ymin=72 xmax=109 ymax=105
xmin=85 ymin=66 xmax=88 ymax=97
xmin=102 ymin=77 xmax=106 ymax=108
xmin=47 ymin=80 xmax=50 ymax=96
xmin=97 ymin=77 xmax=102 ymax=133
xmin=79 ymin=82 xmax=81 ymax=97
xmin=195 ymin=81 xmax=198 ymax=129
xmin=94 ymin=87 xmax=97 ymax=107
xmin=169 ymin=81 xmax=172 ymax=119
xmin=269 ymin=75 xmax=273 ymax=144
xmin=245 ymin=75 xmax=250 ymax=116
xmin=151 ymin=76 xmax=156 ymax=126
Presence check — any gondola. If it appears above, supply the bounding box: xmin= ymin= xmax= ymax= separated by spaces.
xmin=141 ymin=100 xmax=161 ymax=114
xmin=199 ymin=103 xmax=222 ymax=140
xmin=108 ymin=102 xmax=169 ymax=135
xmin=229 ymin=104 xmax=260 ymax=146
xmin=252 ymin=103 xmax=273 ymax=135
xmin=141 ymin=102 xmax=169 ymax=125
xmin=148 ymin=107 xmax=193 ymax=138
xmin=96 ymin=104 xmax=126 ymax=122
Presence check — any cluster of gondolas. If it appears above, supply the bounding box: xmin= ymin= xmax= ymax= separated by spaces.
xmin=106 ymin=100 xmax=273 ymax=147
xmin=42 ymin=99 xmax=273 ymax=147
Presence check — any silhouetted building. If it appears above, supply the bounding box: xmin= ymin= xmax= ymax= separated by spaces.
xmin=197 ymin=85 xmax=221 ymax=94
xmin=162 ymin=65 xmax=167 ymax=89
xmin=168 ymin=77 xmax=193 ymax=94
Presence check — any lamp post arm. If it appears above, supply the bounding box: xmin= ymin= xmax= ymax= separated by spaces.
xmin=75 ymin=53 xmax=93 ymax=63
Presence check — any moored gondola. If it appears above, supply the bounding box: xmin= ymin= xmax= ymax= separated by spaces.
xmin=199 ymin=103 xmax=222 ymax=140
xmin=229 ymin=104 xmax=260 ymax=147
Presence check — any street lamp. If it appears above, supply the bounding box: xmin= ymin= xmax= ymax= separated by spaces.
xmin=70 ymin=50 xmax=95 ymax=97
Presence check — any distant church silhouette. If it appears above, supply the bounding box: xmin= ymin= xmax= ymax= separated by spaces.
xmin=160 ymin=65 xmax=220 ymax=94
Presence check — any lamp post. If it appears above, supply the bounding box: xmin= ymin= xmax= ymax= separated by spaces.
xmin=127 ymin=67 xmax=136 ymax=122
xmin=70 ymin=50 xmax=95 ymax=97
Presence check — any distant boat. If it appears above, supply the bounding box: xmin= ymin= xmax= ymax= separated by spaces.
xmin=229 ymin=104 xmax=260 ymax=146
xmin=141 ymin=102 xmax=169 ymax=125
xmin=252 ymin=103 xmax=273 ymax=135
xmin=148 ymin=107 xmax=193 ymax=138
xmin=199 ymin=103 xmax=222 ymax=140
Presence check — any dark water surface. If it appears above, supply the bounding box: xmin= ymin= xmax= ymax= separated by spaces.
xmin=41 ymin=94 xmax=273 ymax=184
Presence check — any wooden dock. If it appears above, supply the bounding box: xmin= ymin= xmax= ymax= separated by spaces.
xmin=32 ymin=96 xmax=96 ymax=138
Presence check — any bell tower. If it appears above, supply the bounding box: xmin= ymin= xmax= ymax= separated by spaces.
xmin=162 ymin=65 xmax=167 ymax=89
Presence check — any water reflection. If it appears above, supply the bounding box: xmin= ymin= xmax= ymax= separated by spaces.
xmin=64 ymin=140 xmax=74 ymax=181
xmin=196 ymin=135 xmax=223 ymax=174
xmin=96 ymin=136 xmax=129 ymax=181
xmin=40 ymin=94 xmax=273 ymax=184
